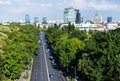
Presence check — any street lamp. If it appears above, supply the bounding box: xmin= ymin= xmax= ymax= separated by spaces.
xmin=67 ymin=56 xmax=68 ymax=73
xmin=74 ymin=66 xmax=76 ymax=79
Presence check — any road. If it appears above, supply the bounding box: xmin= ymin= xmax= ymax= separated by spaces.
xmin=30 ymin=32 xmax=67 ymax=81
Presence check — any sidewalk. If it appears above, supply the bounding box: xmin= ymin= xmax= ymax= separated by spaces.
xmin=27 ymin=59 xmax=33 ymax=81
xmin=17 ymin=70 xmax=27 ymax=81
xmin=16 ymin=59 xmax=33 ymax=81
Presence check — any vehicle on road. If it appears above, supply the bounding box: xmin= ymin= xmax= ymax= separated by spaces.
xmin=51 ymin=60 xmax=54 ymax=64
xmin=49 ymin=56 xmax=53 ymax=60
xmin=49 ymin=74 xmax=54 ymax=78
xmin=34 ymin=50 xmax=38 ymax=55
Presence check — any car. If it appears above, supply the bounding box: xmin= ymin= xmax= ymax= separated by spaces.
xmin=51 ymin=61 xmax=56 ymax=65
xmin=47 ymin=49 xmax=50 ymax=51
xmin=49 ymin=74 xmax=54 ymax=78
xmin=49 ymin=56 xmax=53 ymax=60
xmin=51 ymin=60 xmax=54 ymax=64
xmin=34 ymin=50 xmax=38 ymax=55
xmin=38 ymin=40 xmax=40 ymax=43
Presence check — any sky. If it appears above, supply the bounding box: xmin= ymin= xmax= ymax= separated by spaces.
xmin=0 ymin=0 xmax=120 ymax=22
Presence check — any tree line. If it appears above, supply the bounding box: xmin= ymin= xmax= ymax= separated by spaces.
xmin=0 ymin=24 xmax=40 ymax=81
xmin=46 ymin=23 xmax=120 ymax=81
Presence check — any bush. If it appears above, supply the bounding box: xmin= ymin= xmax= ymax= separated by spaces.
xmin=23 ymin=72 xmax=29 ymax=79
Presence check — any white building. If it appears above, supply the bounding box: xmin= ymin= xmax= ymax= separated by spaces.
xmin=92 ymin=13 xmax=102 ymax=24
xmin=75 ymin=22 xmax=119 ymax=32
xmin=2 ymin=22 xmax=10 ymax=25
xmin=107 ymin=22 xmax=118 ymax=30
xmin=75 ymin=22 xmax=105 ymax=32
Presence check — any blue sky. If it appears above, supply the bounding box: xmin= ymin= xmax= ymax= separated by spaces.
xmin=0 ymin=0 xmax=120 ymax=22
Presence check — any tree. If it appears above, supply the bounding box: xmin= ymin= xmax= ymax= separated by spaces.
xmin=62 ymin=22 xmax=75 ymax=34
xmin=70 ymin=29 xmax=88 ymax=41
xmin=0 ymin=24 xmax=40 ymax=81
xmin=78 ymin=29 xmax=120 ymax=81
xmin=0 ymin=55 xmax=5 ymax=81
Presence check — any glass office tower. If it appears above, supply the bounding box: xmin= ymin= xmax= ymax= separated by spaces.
xmin=64 ymin=7 xmax=82 ymax=24
xmin=25 ymin=15 xmax=30 ymax=24
xmin=107 ymin=17 xmax=112 ymax=23
xmin=34 ymin=17 xmax=39 ymax=23
xmin=42 ymin=17 xmax=47 ymax=24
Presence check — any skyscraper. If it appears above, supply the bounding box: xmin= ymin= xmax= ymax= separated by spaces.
xmin=64 ymin=7 xmax=82 ymax=24
xmin=92 ymin=12 xmax=102 ymax=24
xmin=25 ymin=15 xmax=30 ymax=24
xmin=42 ymin=17 xmax=47 ymax=24
xmin=34 ymin=17 xmax=39 ymax=23
xmin=107 ymin=17 xmax=112 ymax=23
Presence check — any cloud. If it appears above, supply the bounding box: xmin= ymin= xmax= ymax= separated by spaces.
xmin=57 ymin=0 xmax=87 ymax=10
xmin=62 ymin=0 xmax=120 ymax=10
xmin=70 ymin=0 xmax=88 ymax=9
xmin=31 ymin=3 xmax=53 ymax=7
xmin=0 ymin=0 xmax=11 ymax=5
xmin=10 ymin=0 xmax=53 ymax=13
xmin=11 ymin=0 xmax=53 ymax=7
xmin=12 ymin=0 xmax=30 ymax=5
xmin=6 ymin=0 xmax=120 ymax=15
xmin=88 ymin=0 xmax=120 ymax=10
xmin=12 ymin=6 xmax=28 ymax=13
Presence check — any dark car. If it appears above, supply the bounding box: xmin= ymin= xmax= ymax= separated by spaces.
xmin=34 ymin=50 xmax=39 ymax=55
xmin=49 ymin=74 xmax=54 ymax=78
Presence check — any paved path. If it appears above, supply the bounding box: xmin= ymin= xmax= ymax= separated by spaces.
xmin=18 ymin=71 xmax=26 ymax=81
xmin=17 ymin=59 xmax=33 ymax=81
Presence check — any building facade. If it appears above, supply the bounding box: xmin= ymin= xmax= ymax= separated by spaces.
xmin=107 ymin=17 xmax=112 ymax=23
xmin=92 ymin=13 xmax=102 ymax=24
xmin=25 ymin=15 xmax=30 ymax=24
xmin=64 ymin=7 xmax=82 ymax=24
xmin=42 ymin=17 xmax=47 ymax=24
xmin=34 ymin=17 xmax=39 ymax=23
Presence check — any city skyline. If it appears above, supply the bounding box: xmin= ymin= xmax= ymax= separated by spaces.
xmin=0 ymin=0 xmax=120 ymax=22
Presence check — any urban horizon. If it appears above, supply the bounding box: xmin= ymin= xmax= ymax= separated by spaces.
xmin=1 ymin=10 xmax=120 ymax=23
xmin=0 ymin=0 xmax=120 ymax=22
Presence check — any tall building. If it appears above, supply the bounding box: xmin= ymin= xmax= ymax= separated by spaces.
xmin=34 ymin=17 xmax=39 ymax=23
xmin=25 ymin=15 xmax=30 ymax=24
xmin=42 ymin=17 xmax=47 ymax=24
xmin=64 ymin=7 xmax=82 ymax=24
xmin=92 ymin=12 xmax=102 ymax=24
xmin=107 ymin=17 xmax=112 ymax=23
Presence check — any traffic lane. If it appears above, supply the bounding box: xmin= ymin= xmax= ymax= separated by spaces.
xmin=30 ymin=34 xmax=41 ymax=81
xmin=41 ymin=33 xmax=50 ymax=81
xmin=44 ymin=42 xmax=67 ymax=81
xmin=39 ymin=36 xmax=49 ymax=81
xmin=38 ymin=51 xmax=48 ymax=81
xmin=30 ymin=56 xmax=39 ymax=81
xmin=42 ymin=35 xmax=56 ymax=81
xmin=43 ymin=37 xmax=56 ymax=81
xmin=44 ymin=47 xmax=61 ymax=81
xmin=44 ymin=32 xmax=67 ymax=81
xmin=52 ymin=64 xmax=66 ymax=81
xmin=50 ymin=56 xmax=67 ymax=81
xmin=46 ymin=53 xmax=56 ymax=81
xmin=30 ymin=40 xmax=48 ymax=80
xmin=42 ymin=47 xmax=54 ymax=81
xmin=43 ymin=32 xmax=66 ymax=81
xmin=30 ymin=57 xmax=36 ymax=81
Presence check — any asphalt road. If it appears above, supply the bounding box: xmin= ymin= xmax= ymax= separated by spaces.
xmin=30 ymin=32 xmax=67 ymax=81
